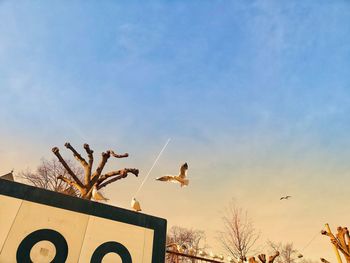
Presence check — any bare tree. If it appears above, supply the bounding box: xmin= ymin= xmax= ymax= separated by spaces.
xmin=267 ymin=241 xmax=299 ymax=263
xmin=52 ymin=142 xmax=139 ymax=199
xmin=19 ymin=158 xmax=83 ymax=196
xmin=166 ymin=226 xmax=206 ymax=263
xmin=218 ymin=203 xmax=259 ymax=261
xmin=321 ymin=225 xmax=350 ymax=263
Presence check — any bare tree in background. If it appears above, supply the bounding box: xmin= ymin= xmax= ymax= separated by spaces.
xmin=166 ymin=226 xmax=206 ymax=263
xmin=218 ymin=203 xmax=259 ymax=261
xmin=267 ymin=242 xmax=299 ymax=263
xmin=52 ymin=142 xmax=139 ymax=199
xmin=19 ymin=158 xmax=83 ymax=196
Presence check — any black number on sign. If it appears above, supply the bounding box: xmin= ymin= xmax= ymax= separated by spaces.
xmin=16 ymin=229 xmax=68 ymax=263
xmin=91 ymin=241 xmax=132 ymax=263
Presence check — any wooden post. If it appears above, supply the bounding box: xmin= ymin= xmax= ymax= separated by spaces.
xmin=325 ymin=223 xmax=343 ymax=263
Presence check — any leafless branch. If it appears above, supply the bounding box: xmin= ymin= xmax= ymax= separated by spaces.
xmin=266 ymin=241 xmax=296 ymax=263
xmin=51 ymin=143 xmax=139 ymax=200
xmin=258 ymin=254 xmax=266 ymax=263
xmin=109 ymin=150 xmax=129 ymax=158
xmin=64 ymin=142 xmax=88 ymax=167
xmin=57 ymin=175 xmax=83 ymax=193
xmin=269 ymin=251 xmax=280 ymax=263
xmin=83 ymin=143 xmax=94 ymax=182
xmin=322 ymin=225 xmax=350 ymax=263
xmin=51 ymin=147 xmax=84 ymax=188
xmin=91 ymin=151 xmax=111 ymax=183
xmin=250 ymin=257 xmax=259 ymax=263
xmin=97 ymin=168 xmax=139 ymax=189
xmin=97 ymin=168 xmax=139 ymax=186
xmin=19 ymin=158 xmax=83 ymax=197
xmin=218 ymin=202 xmax=259 ymax=260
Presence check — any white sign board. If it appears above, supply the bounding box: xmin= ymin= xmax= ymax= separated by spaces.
xmin=0 ymin=179 xmax=166 ymax=263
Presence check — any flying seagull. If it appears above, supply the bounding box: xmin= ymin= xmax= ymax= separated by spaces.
xmin=280 ymin=195 xmax=292 ymax=200
xmin=92 ymin=186 xmax=109 ymax=201
xmin=131 ymin=197 xmax=141 ymax=212
xmin=156 ymin=162 xmax=189 ymax=187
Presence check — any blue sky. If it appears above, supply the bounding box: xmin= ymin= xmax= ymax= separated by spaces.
xmin=1 ymin=1 xmax=350 ymax=260
xmin=1 ymin=1 xmax=350 ymax=146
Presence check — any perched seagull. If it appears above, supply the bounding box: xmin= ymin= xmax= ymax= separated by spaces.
xmin=198 ymin=250 xmax=207 ymax=257
xmin=131 ymin=197 xmax=142 ymax=212
xmin=92 ymin=186 xmax=109 ymax=202
xmin=156 ymin=162 xmax=189 ymax=187
xmin=188 ymin=247 xmax=195 ymax=255
xmin=210 ymin=252 xmax=219 ymax=259
xmin=176 ymin=244 xmax=185 ymax=253
xmin=280 ymin=195 xmax=292 ymax=200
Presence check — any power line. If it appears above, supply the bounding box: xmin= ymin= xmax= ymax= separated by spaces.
xmin=300 ymin=229 xmax=321 ymax=253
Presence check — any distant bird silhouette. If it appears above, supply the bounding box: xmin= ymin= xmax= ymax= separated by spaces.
xmin=156 ymin=162 xmax=189 ymax=187
xmin=92 ymin=186 xmax=109 ymax=201
xmin=131 ymin=197 xmax=141 ymax=212
xmin=280 ymin=195 xmax=292 ymax=200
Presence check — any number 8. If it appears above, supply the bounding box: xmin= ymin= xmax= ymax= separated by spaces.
xmin=16 ymin=229 xmax=132 ymax=263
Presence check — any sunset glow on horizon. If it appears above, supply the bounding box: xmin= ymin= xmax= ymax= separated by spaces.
xmin=1 ymin=1 xmax=350 ymax=261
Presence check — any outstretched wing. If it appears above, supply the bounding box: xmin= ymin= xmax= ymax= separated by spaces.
xmin=156 ymin=175 xmax=177 ymax=182
xmin=280 ymin=196 xmax=285 ymax=200
xmin=179 ymin=162 xmax=188 ymax=178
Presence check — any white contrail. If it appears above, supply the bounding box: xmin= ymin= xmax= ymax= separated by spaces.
xmin=134 ymin=138 xmax=171 ymax=197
